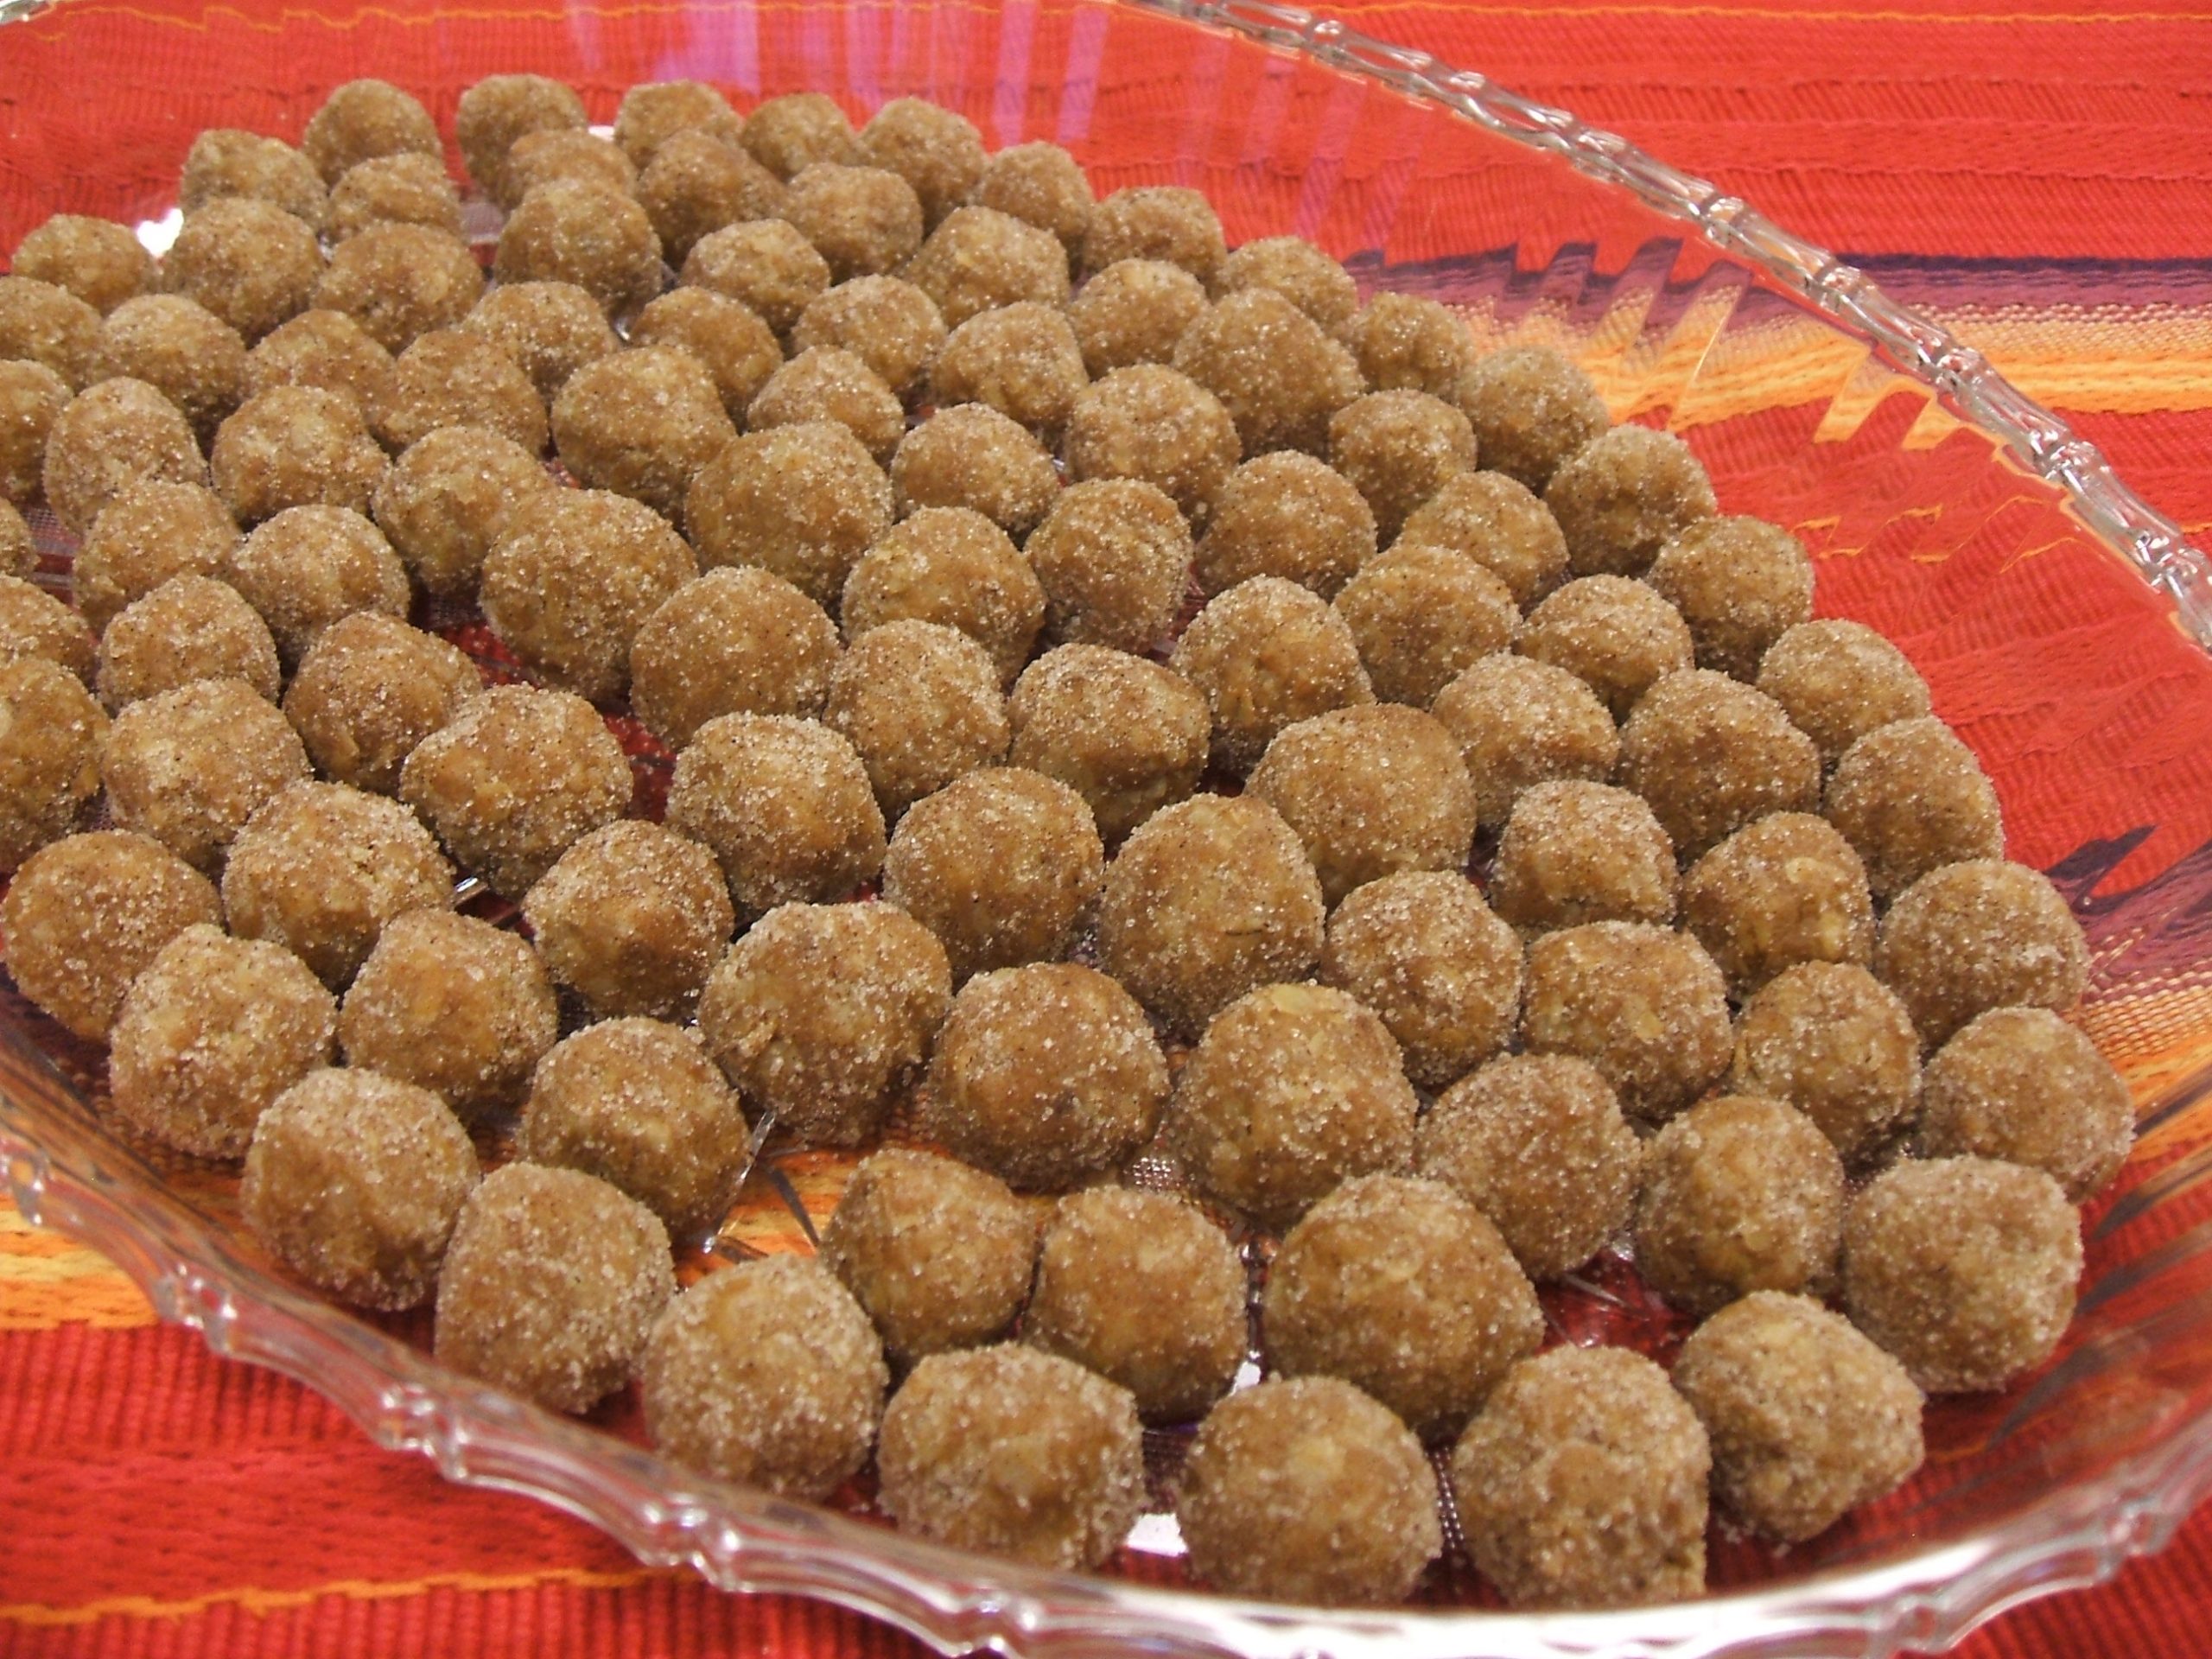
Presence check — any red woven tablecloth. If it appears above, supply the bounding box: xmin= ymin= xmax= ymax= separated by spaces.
xmin=7 ymin=0 xmax=2212 ymax=1654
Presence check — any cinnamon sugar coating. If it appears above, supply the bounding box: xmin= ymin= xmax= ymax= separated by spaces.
xmin=523 ymin=821 xmax=734 ymax=1021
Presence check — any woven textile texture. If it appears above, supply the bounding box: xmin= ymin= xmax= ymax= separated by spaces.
xmin=5 ymin=0 xmax=2212 ymax=1655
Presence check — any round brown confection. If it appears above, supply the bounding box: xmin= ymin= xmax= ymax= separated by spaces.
xmin=1673 ymin=1290 xmax=1925 ymax=1543
xmin=889 ymin=402 xmax=1058 ymax=534
xmin=1168 ymin=982 xmax=1417 ymax=1230
xmin=0 ymin=574 xmax=94 ymax=683
xmin=1919 ymin=1005 xmax=2129 ymax=1203
xmin=926 ymin=300 xmax=1087 ymax=438
xmin=901 ymin=205 xmax=1070 ymax=330
xmin=784 ymin=163 xmax=924 ymax=281
xmin=1268 ymin=1173 xmax=1537 ymax=1446
xmin=1825 ymin=716 xmax=2003 ymax=899
xmin=1065 ymin=257 xmax=1206 ymax=378
xmin=433 ymin=1161 xmax=674 ymax=1414
xmin=858 ymin=98 xmax=983 ymax=228
xmin=160 ymin=197 xmax=321 ymax=344
xmin=108 ymin=929 xmax=332 ymax=1159
xmin=679 ymin=219 xmax=830 ymax=335
xmin=241 ymin=1066 xmax=476 ymax=1310
xmin=1191 ymin=452 xmax=1370 ymax=599
xmin=1213 ymin=236 xmax=1357 ymax=334
xmin=101 ymin=676 xmax=309 ymax=872
xmin=1878 ymin=858 xmax=2088 ymax=1050
xmin=791 ymin=276 xmax=944 ymax=398
xmin=1026 ymin=1186 xmax=1239 ymax=1421
xmin=461 ymin=281 xmax=620 ymax=404
xmin=1179 ymin=1376 xmax=1442 ymax=1605
xmin=1618 ymin=668 xmax=1821 ymax=860
xmin=968 ymin=141 xmax=1093 ymax=254
xmin=631 ymin=567 xmax=839 ymax=747
xmin=1394 ymin=467 xmax=1569 ymax=609
xmin=1097 ymin=793 xmax=1325 ymax=1037
xmin=1063 ymin=365 xmax=1242 ymax=529
xmin=210 ymin=387 xmax=388 ymax=525
xmin=1083 ymin=186 xmax=1224 ymax=285
xmin=1634 ymin=1094 xmax=1847 ymax=1316
xmin=842 ymin=506 xmax=1044 ymax=684
xmin=1452 ymin=1345 xmax=1710 ymax=1610
xmin=1842 ymin=1154 xmax=2081 ymax=1394
xmin=480 ymin=488 xmax=696 ymax=703
xmin=1491 ymin=779 xmax=1675 ymax=934
xmin=613 ymin=79 xmax=744 ymax=170
xmin=93 ymin=295 xmax=245 ymax=442
xmin=697 ymin=900 xmax=950 ymax=1147
xmin=641 ymin=1256 xmax=887 ymax=1499
xmin=523 ymin=821 xmax=734 ymax=1020
xmin=551 ymin=346 xmax=735 ymax=523
xmin=1456 ymin=344 xmax=1609 ymax=493
xmin=505 ymin=130 xmax=636 ymax=209
xmin=12 ymin=214 xmax=155 ymax=316
xmin=1327 ymin=389 xmax=1477 ymax=545
xmin=1545 ymin=423 xmax=1717 ymax=580
xmin=516 ymin=1016 xmax=750 ymax=1237
xmin=823 ymin=618 xmax=1008 ymax=819
xmin=1516 ymin=574 xmax=1691 ymax=721
xmin=1520 ymin=920 xmax=1732 ymax=1123
xmin=1 ymin=830 xmax=219 ymax=1038
xmin=1174 ymin=288 xmax=1366 ymax=458
xmin=1171 ymin=575 xmax=1373 ymax=774
xmin=315 ymin=225 xmax=483 ymax=356
xmin=1732 ymin=962 xmax=1921 ymax=1168
xmin=1645 ymin=514 xmax=1815 ymax=682
xmin=0 ymin=500 xmax=26 ymax=580
xmin=747 ymin=345 xmax=904 ymax=464
xmin=820 ymin=1149 xmax=1033 ymax=1357
xmin=1681 ymin=811 xmax=1873 ymax=998
xmin=1333 ymin=543 xmax=1519 ymax=709
xmin=878 ymin=1344 xmax=1142 ymax=1570
xmin=495 ymin=181 xmax=664 ymax=319
xmin=0 ymin=359 xmax=70 ymax=505
xmin=686 ymin=423 xmax=889 ymax=607
xmin=0 ymin=276 xmax=100 ymax=388
xmin=370 ymin=424 xmax=556 ymax=600
xmin=70 ymin=480 xmax=234 ymax=631
xmin=741 ymin=92 xmax=860 ymax=180
xmin=370 ymin=327 xmax=547 ymax=455
xmin=98 ymin=576 xmax=280 ymax=711
xmin=1322 ymin=870 xmax=1519 ymax=1090
xmin=1421 ymin=1052 xmax=1639 ymax=1279
xmin=326 ymin=153 xmax=463 ymax=243
xmin=1006 ymin=644 xmax=1209 ymax=844
xmin=454 ymin=73 xmax=588 ymax=206
xmin=222 ymin=780 xmax=453 ymax=987
xmin=281 ymin=613 xmax=479 ymax=794
xmin=242 ymin=309 xmax=396 ymax=412
xmin=1249 ymin=703 xmax=1476 ymax=908
xmin=1347 ymin=292 xmax=1473 ymax=403
xmin=881 ymin=766 xmax=1103 ymax=982
xmin=663 ymin=714 xmax=883 ymax=918
xmin=223 ymin=504 xmax=407 ymax=667
xmin=629 ymin=287 xmax=782 ymax=425
xmin=180 ymin=130 xmax=327 ymax=228
xmin=923 ymin=961 xmax=1166 ymax=1191
xmin=398 ymin=683 xmax=630 ymax=901
xmin=636 ymin=131 xmax=788 ymax=269
xmin=1758 ymin=617 xmax=1933 ymax=765
xmin=302 ymin=79 xmax=442 ymax=186
xmin=0 ymin=658 xmax=105 ymax=872
xmin=42 ymin=377 xmax=204 ymax=536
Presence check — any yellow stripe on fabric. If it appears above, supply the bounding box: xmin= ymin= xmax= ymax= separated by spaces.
xmin=0 ymin=1198 xmax=156 ymax=1330
xmin=0 ymin=1566 xmax=677 ymax=1628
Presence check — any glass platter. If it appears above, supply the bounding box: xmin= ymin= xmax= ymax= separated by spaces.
xmin=6 ymin=0 xmax=2212 ymax=1655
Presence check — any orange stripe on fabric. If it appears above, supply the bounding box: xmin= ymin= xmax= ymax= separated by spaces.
xmin=0 ymin=1567 xmax=676 ymax=1629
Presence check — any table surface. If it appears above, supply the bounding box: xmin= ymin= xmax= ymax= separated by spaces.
xmin=6 ymin=0 xmax=2212 ymax=1654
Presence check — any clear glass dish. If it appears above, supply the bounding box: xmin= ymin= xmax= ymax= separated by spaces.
xmin=5 ymin=0 xmax=2212 ymax=1654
